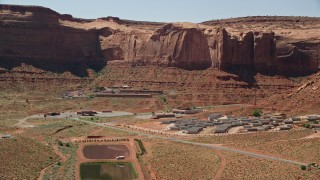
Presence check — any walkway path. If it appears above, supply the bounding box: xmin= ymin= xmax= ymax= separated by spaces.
xmin=214 ymin=149 xmax=226 ymax=180
xmin=14 ymin=117 xmax=35 ymax=128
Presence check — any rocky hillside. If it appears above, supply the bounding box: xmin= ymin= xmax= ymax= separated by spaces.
xmin=265 ymin=72 xmax=320 ymax=115
xmin=0 ymin=5 xmax=319 ymax=76
xmin=203 ymin=16 xmax=320 ymax=76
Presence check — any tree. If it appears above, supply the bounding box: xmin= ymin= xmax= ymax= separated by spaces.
xmin=252 ymin=109 xmax=262 ymax=117
xmin=300 ymin=165 xmax=307 ymax=170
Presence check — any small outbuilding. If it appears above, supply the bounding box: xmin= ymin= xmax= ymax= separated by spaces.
xmin=280 ymin=125 xmax=292 ymax=130
xmin=77 ymin=110 xmax=98 ymax=116
xmin=284 ymin=119 xmax=293 ymax=124
xmin=152 ymin=113 xmax=175 ymax=119
xmin=1 ymin=134 xmax=12 ymax=139
xmin=214 ymin=125 xmax=230 ymax=133
xmin=185 ymin=127 xmax=203 ymax=134
xmin=208 ymin=113 xmax=222 ymax=121
xmin=307 ymin=116 xmax=320 ymax=121
xmin=247 ymin=127 xmax=258 ymax=132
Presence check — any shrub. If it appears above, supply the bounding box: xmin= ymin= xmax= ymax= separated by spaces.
xmin=160 ymin=96 xmax=168 ymax=104
xmin=253 ymin=109 xmax=262 ymax=117
xmin=134 ymin=139 xmax=146 ymax=155
xmin=95 ymin=87 xmax=104 ymax=91
xmin=303 ymin=123 xmax=310 ymax=129
xmin=88 ymin=94 xmax=95 ymax=99
xmin=300 ymin=165 xmax=307 ymax=170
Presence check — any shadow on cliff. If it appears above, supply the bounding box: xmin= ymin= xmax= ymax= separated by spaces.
xmin=227 ymin=66 xmax=257 ymax=85
xmin=0 ymin=58 xmax=107 ymax=77
xmin=227 ymin=65 xmax=316 ymax=86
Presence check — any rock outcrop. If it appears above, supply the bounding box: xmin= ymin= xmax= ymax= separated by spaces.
xmin=135 ymin=24 xmax=211 ymax=69
xmin=0 ymin=5 xmax=103 ymax=76
xmin=210 ymin=29 xmax=319 ymax=76
xmin=212 ymin=29 xmax=255 ymax=70
xmin=212 ymin=29 xmax=276 ymax=73
xmin=0 ymin=5 xmax=319 ymax=76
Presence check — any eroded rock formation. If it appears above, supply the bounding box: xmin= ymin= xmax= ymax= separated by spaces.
xmin=0 ymin=5 xmax=103 ymax=76
xmin=134 ymin=24 xmax=211 ymax=69
xmin=0 ymin=5 xmax=319 ymax=76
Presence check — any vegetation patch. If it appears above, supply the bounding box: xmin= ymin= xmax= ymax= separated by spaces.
xmin=0 ymin=136 xmax=58 ymax=179
xmin=43 ymin=143 xmax=78 ymax=179
xmin=134 ymin=139 xmax=147 ymax=155
xmin=149 ymin=141 xmax=220 ymax=180
xmin=252 ymin=109 xmax=262 ymax=117
xmin=221 ymin=151 xmax=318 ymax=179
xmin=234 ymin=138 xmax=320 ymax=165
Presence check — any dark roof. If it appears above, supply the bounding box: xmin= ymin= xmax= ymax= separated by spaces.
xmin=185 ymin=127 xmax=203 ymax=134
xmin=280 ymin=126 xmax=292 ymax=130
xmin=214 ymin=125 xmax=230 ymax=133
xmin=307 ymin=116 xmax=320 ymax=121
xmin=247 ymin=127 xmax=258 ymax=131
xmin=284 ymin=119 xmax=293 ymax=124
xmin=292 ymin=117 xmax=301 ymax=121
xmin=208 ymin=113 xmax=222 ymax=119
xmin=252 ymin=122 xmax=262 ymax=127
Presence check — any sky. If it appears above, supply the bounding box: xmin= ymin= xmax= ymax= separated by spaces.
xmin=1 ymin=0 xmax=320 ymax=23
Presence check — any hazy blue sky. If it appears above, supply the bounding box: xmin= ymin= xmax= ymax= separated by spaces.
xmin=1 ymin=0 xmax=320 ymax=22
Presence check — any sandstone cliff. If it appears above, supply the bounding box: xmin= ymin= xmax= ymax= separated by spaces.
xmin=203 ymin=17 xmax=320 ymax=76
xmin=0 ymin=5 xmax=319 ymax=76
xmin=135 ymin=24 xmax=211 ymax=69
xmin=0 ymin=5 xmax=102 ymax=76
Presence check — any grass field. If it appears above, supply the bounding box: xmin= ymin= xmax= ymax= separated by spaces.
xmin=0 ymin=137 xmax=58 ymax=179
xmin=24 ymin=118 xmax=131 ymax=143
xmin=230 ymin=138 xmax=320 ymax=165
xmin=42 ymin=143 xmax=79 ymax=180
xmin=221 ymin=151 xmax=319 ymax=180
xmin=149 ymin=141 xmax=220 ymax=180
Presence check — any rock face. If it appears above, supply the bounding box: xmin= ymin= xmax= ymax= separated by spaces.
xmin=212 ymin=29 xmax=276 ymax=73
xmin=212 ymin=29 xmax=255 ymax=70
xmin=276 ymin=43 xmax=319 ymax=75
xmin=0 ymin=5 xmax=103 ymax=75
xmin=0 ymin=5 xmax=319 ymax=76
xmin=99 ymin=23 xmax=211 ymax=70
xmin=135 ymin=24 xmax=211 ymax=69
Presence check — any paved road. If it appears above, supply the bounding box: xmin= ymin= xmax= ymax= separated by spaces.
xmin=71 ymin=117 xmax=306 ymax=166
